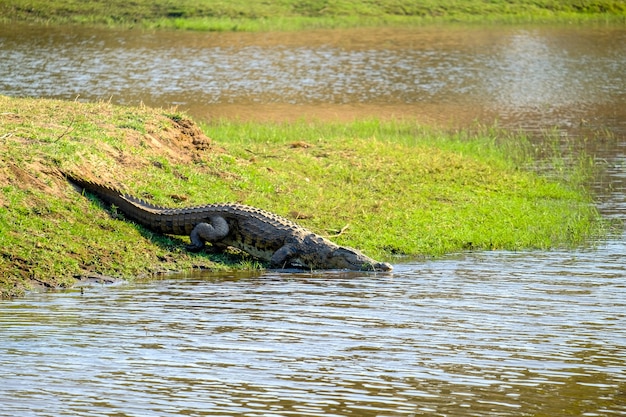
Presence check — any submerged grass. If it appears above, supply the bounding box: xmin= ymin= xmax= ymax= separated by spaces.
xmin=0 ymin=96 xmax=604 ymax=297
xmin=1 ymin=0 xmax=624 ymax=30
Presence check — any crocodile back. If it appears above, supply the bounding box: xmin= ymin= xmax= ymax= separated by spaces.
xmin=66 ymin=174 xmax=306 ymax=237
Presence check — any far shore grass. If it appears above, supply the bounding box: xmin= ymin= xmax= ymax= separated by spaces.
xmin=0 ymin=95 xmax=606 ymax=298
xmin=1 ymin=0 xmax=624 ymax=31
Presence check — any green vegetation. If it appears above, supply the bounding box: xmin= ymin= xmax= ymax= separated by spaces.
xmin=0 ymin=95 xmax=604 ymax=297
xmin=1 ymin=0 xmax=624 ymax=30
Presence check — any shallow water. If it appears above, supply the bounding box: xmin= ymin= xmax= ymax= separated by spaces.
xmin=1 ymin=247 xmax=625 ymax=416
xmin=1 ymin=24 xmax=625 ymax=131
xmin=1 ymin=23 xmax=625 ymax=416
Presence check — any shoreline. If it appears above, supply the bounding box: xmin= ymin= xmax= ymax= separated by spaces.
xmin=0 ymin=96 xmax=605 ymax=298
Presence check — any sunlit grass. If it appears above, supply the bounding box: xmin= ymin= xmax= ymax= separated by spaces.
xmin=199 ymin=119 xmax=603 ymax=258
xmin=1 ymin=0 xmax=624 ymax=30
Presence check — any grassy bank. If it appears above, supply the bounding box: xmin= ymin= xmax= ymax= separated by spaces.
xmin=0 ymin=95 xmax=603 ymax=297
xmin=1 ymin=0 xmax=624 ymax=30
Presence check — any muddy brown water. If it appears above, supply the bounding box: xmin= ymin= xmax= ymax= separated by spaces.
xmin=1 ymin=24 xmax=625 ymax=416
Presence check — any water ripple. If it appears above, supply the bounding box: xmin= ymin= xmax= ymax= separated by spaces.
xmin=1 ymin=25 xmax=625 ymax=132
xmin=1 ymin=245 xmax=625 ymax=416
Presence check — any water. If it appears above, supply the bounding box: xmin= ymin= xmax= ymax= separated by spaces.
xmin=1 ymin=23 xmax=625 ymax=416
xmin=1 ymin=251 xmax=625 ymax=416
xmin=1 ymin=24 xmax=625 ymax=130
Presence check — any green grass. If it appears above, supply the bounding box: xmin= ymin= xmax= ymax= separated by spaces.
xmin=0 ymin=96 xmax=606 ymax=297
xmin=1 ymin=0 xmax=624 ymax=30
xmin=200 ymin=120 xmax=603 ymax=256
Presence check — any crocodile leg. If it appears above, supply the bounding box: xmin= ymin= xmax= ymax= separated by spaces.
xmin=187 ymin=216 xmax=229 ymax=251
xmin=269 ymin=243 xmax=297 ymax=268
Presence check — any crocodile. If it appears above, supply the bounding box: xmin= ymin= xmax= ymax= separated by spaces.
xmin=66 ymin=174 xmax=392 ymax=272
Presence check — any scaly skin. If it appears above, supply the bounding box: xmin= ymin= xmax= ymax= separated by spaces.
xmin=66 ymin=174 xmax=392 ymax=272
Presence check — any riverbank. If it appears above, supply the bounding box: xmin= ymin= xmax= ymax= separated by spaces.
xmin=0 ymin=95 xmax=604 ymax=297
xmin=1 ymin=0 xmax=624 ymax=30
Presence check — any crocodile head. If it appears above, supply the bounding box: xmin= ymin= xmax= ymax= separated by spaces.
xmin=328 ymin=247 xmax=393 ymax=272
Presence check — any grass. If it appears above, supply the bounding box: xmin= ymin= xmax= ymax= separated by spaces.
xmin=201 ymin=120 xmax=603 ymax=256
xmin=1 ymin=0 xmax=624 ymax=30
xmin=0 ymin=95 xmax=605 ymax=297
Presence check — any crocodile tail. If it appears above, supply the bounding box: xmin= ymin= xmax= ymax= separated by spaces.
xmin=64 ymin=172 xmax=128 ymax=207
xmin=64 ymin=173 xmax=174 ymax=232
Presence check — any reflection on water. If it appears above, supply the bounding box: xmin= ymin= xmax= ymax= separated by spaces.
xmin=1 ymin=248 xmax=625 ymax=416
xmin=1 ymin=25 xmax=625 ymax=132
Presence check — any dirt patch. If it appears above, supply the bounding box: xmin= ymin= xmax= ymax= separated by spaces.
xmin=108 ymin=114 xmax=217 ymax=168
xmin=170 ymin=117 xmax=212 ymax=151
xmin=7 ymin=163 xmax=53 ymax=192
xmin=133 ymin=115 xmax=220 ymax=167
xmin=70 ymin=113 xmax=221 ymax=187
